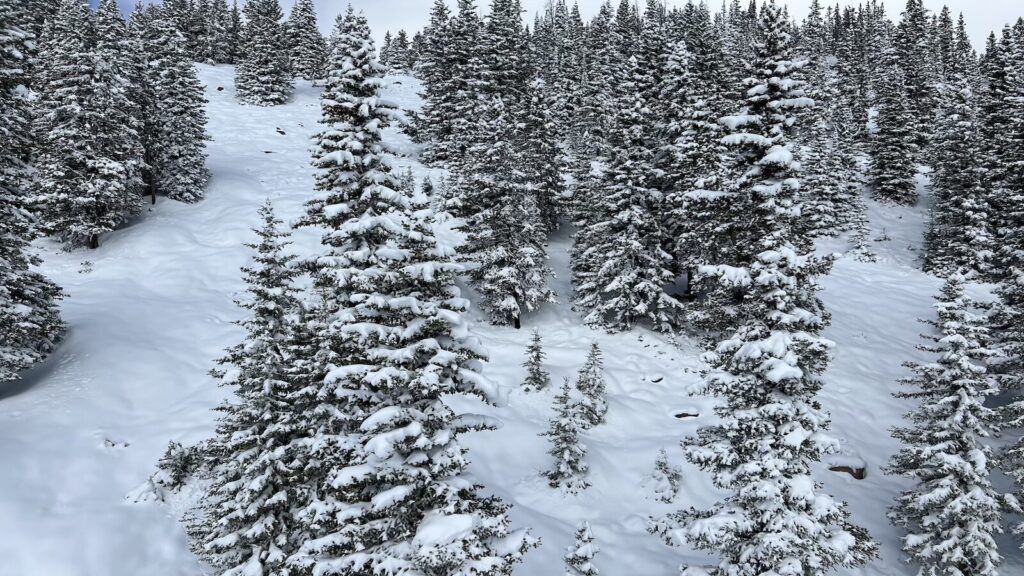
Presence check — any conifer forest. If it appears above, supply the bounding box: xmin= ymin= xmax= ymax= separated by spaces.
xmin=5 ymin=0 xmax=1024 ymax=574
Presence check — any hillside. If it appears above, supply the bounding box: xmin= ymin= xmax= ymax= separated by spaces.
xmin=1 ymin=64 xmax=1018 ymax=576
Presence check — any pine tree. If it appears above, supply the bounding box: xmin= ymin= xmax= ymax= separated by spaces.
xmin=191 ymin=201 xmax=306 ymax=576
xmin=142 ymin=8 xmax=210 ymax=203
xmin=236 ymin=0 xmax=292 ymax=106
xmin=543 ymin=377 xmax=590 ymax=493
xmin=923 ymin=80 xmax=993 ymax=278
xmin=94 ymin=0 xmax=146 ymax=197
xmin=652 ymin=6 xmax=878 ymax=574
xmin=649 ymin=448 xmax=682 ymax=504
xmin=522 ymin=77 xmax=565 ymax=233
xmin=459 ymin=96 xmax=556 ymax=328
xmin=887 ymin=274 xmax=1009 ymax=576
xmin=564 ymin=521 xmax=600 ymax=576
xmin=225 ymin=0 xmax=242 ymax=63
xmin=575 ymin=342 xmax=607 ymax=428
xmin=34 ymin=0 xmax=141 ymax=249
xmin=522 ymin=328 xmax=551 ymax=392
xmin=572 ymin=52 xmax=681 ymax=333
xmin=286 ymin=0 xmax=326 ymax=81
xmin=871 ymin=46 xmax=918 ymax=205
xmin=657 ymin=37 xmax=726 ymax=299
xmin=291 ymin=12 xmax=535 ymax=573
xmin=0 ymin=0 xmax=64 ymax=382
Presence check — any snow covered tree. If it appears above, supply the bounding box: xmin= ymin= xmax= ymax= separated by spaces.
xmin=649 ymin=448 xmax=682 ymax=504
xmin=871 ymin=46 xmax=918 ymax=205
xmin=141 ymin=8 xmax=210 ymax=203
xmin=459 ymin=96 xmax=555 ymax=328
xmin=191 ymin=201 xmax=306 ymax=576
xmin=522 ymin=77 xmax=565 ymax=233
xmin=0 ymin=0 xmax=64 ymax=382
xmin=887 ymin=274 xmax=1010 ymax=576
xmin=564 ymin=521 xmax=600 ymax=576
xmin=225 ymin=0 xmax=242 ymax=63
xmin=571 ymin=53 xmax=682 ymax=333
xmin=94 ymin=0 xmax=146 ymax=196
xmin=923 ymin=80 xmax=994 ymax=278
xmin=291 ymin=11 xmax=535 ymax=573
xmin=657 ymin=37 xmax=727 ymax=298
xmin=34 ymin=0 xmax=141 ymax=249
xmin=522 ymin=328 xmax=551 ymax=392
xmin=236 ymin=0 xmax=292 ymax=106
xmin=653 ymin=6 xmax=879 ymax=574
xmin=286 ymin=0 xmax=326 ymax=81
xmin=543 ymin=377 xmax=590 ymax=493
xmin=575 ymin=341 xmax=607 ymax=428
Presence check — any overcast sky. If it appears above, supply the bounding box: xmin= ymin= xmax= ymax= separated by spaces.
xmin=113 ymin=1 xmax=1021 ymax=49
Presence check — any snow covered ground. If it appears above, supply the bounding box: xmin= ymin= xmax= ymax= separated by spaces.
xmin=2 ymin=64 xmax=1020 ymax=575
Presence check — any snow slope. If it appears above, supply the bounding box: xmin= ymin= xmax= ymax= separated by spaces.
xmin=1 ymin=65 xmax=1020 ymax=575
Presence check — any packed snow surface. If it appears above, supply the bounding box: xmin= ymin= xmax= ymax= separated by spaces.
xmin=1 ymin=65 xmax=1020 ymax=576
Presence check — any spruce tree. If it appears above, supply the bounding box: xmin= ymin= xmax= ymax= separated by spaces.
xmin=923 ymin=80 xmax=993 ymax=278
xmin=543 ymin=377 xmax=590 ymax=493
xmin=652 ymin=7 xmax=878 ymax=574
xmin=522 ymin=77 xmax=565 ymax=233
xmin=192 ymin=201 xmax=306 ymax=576
xmin=459 ymin=96 xmax=556 ymax=328
xmin=236 ymin=0 xmax=292 ymax=106
xmin=575 ymin=342 xmax=607 ymax=428
xmin=887 ymin=274 xmax=1009 ymax=576
xmin=571 ymin=53 xmax=681 ymax=333
xmin=142 ymin=8 xmax=210 ymax=203
xmin=34 ymin=0 xmax=141 ymax=249
xmin=522 ymin=328 xmax=551 ymax=392
xmin=871 ymin=46 xmax=918 ymax=205
xmin=286 ymin=0 xmax=326 ymax=81
xmin=0 ymin=0 xmax=64 ymax=382
xmin=94 ymin=0 xmax=146 ymax=198
xmin=564 ymin=521 xmax=600 ymax=576
xmin=649 ymin=448 xmax=682 ymax=504
xmin=291 ymin=12 xmax=535 ymax=573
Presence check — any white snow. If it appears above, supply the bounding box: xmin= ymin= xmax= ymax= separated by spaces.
xmin=1 ymin=64 xmax=1021 ymax=576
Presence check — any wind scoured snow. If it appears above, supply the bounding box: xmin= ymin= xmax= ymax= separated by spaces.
xmin=1 ymin=65 xmax=1021 ymax=576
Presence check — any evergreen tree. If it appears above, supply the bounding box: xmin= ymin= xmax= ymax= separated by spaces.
xmin=286 ymin=0 xmax=326 ymax=81
xmin=649 ymin=448 xmax=682 ymax=504
xmin=236 ymin=0 xmax=292 ymax=106
xmin=225 ymin=0 xmax=242 ymax=63
xmin=191 ymin=201 xmax=306 ymax=576
xmin=543 ymin=377 xmax=590 ymax=493
xmin=564 ymin=521 xmax=600 ymax=576
xmin=652 ymin=6 xmax=878 ymax=574
xmin=522 ymin=77 xmax=565 ymax=233
xmin=923 ymin=80 xmax=993 ymax=278
xmin=871 ymin=46 xmax=918 ymax=205
xmin=142 ymin=8 xmax=210 ymax=203
xmin=94 ymin=0 xmax=146 ymax=197
xmin=34 ymin=0 xmax=141 ymax=249
xmin=522 ymin=328 xmax=551 ymax=392
xmin=572 ymin=53 xmax=681 ymax=333
xmin=0 ymin=0 xmax=64 ymax=382
xmin=887 ymin=274 xmax=1009 ymax=576
xmin=575 ymin=341 xmax=607 ymax=428
xmin=459 ymin=96 xmax=556 ymax=328
xmin=291 ymin=11 xmax=535 ymax=573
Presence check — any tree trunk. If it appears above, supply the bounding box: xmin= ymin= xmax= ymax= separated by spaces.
xmin=88 ymin=234 xmax=100 ymax=250
xmin=513 ymin=315 xmax=521 ymax=330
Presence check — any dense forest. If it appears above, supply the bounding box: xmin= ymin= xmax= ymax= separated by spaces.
xmin=3 ymin=0 xmax=1024 ymax=575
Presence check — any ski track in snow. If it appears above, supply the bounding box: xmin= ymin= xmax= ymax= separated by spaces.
xmin=1 ymin=64 xmax=1020 ymax=576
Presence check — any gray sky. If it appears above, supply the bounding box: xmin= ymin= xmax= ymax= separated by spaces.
xmin=309 ymin=0 xmax=1020 ymax=49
